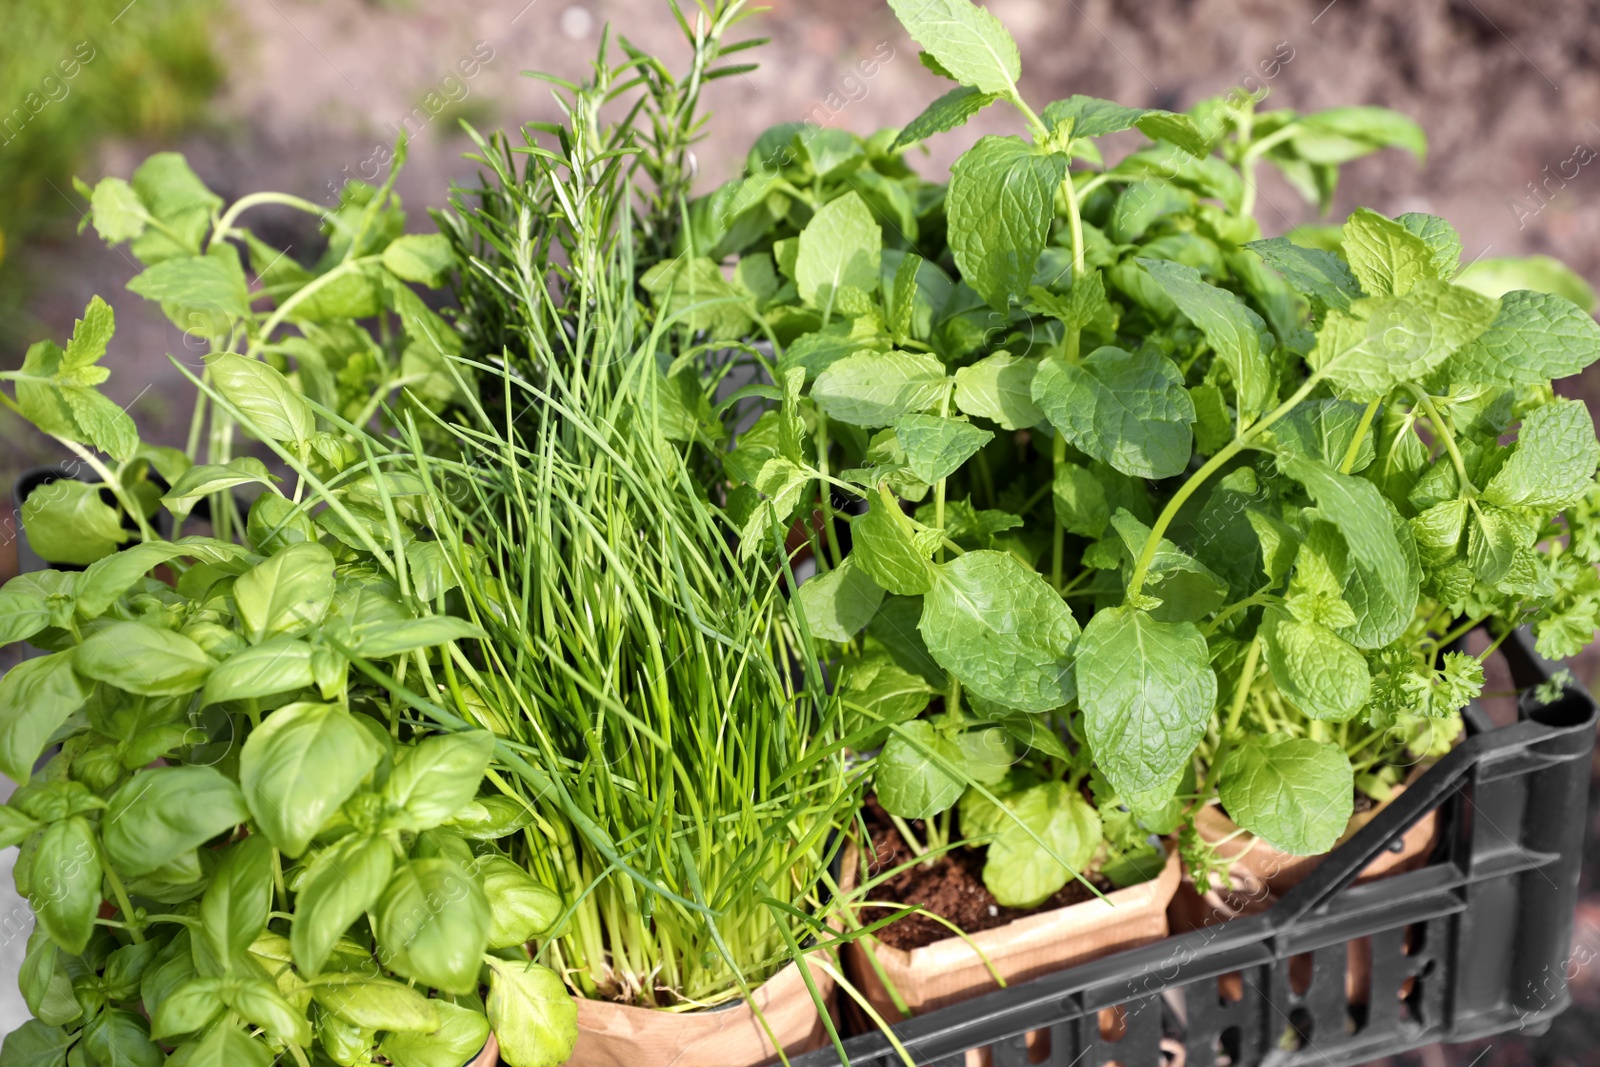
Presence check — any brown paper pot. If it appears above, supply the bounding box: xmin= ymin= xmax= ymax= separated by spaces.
xmin=843 ymin=846 xmax=1180 ymax=1065
xmin=467 ymin=1034 xmax=499 ymax=1066
xmin=565 ymin=958 xmax=835 ymax=1067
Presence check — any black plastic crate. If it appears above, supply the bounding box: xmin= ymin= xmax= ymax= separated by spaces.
xmin=800 ymin=629 xmax=1595 ymax=1067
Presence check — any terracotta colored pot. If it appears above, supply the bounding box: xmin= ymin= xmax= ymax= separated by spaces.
xmin=468 ymin=1033 xmax=499 ymax=1066
xmin=843 ymin=845 xmax=1181 ymax=1067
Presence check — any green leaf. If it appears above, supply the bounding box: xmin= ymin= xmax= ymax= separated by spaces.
xmin=1260 ymin=608 xmax=1370 ymax=722
xmin=1292 ymin=107 xmax=1426 ymax=164
xmin=1109 ymin=511 xmax=1228 ymax=624
xmin=201 ymin=637 xmax=315 ymax=705
xmin=1272 ymin=398 xmax=1377 ymax=471
xmin=876 ymin=721 xmax=966 ymax=819
xmin=165 ymin=1025 xmax=272 ymax=1067
xmin=1218 ymin=733 xmax=1354 ymax=855
xmin=19 ymin=930 xmax=80 ymax=1028
xmin=234 ymin=541 xmax=336 ymax=644
xmin=1335 ymin=510 xmax=1421 ymax=650
xmin=1138 ymin=258 xmax=1273 ymax=419
xmin=1394 ymin=213 xmax=1462 ymax=278
xmin=381 ymin=234 xmax=456 ymax=287
xmin=948 ymin=137 xmax=1065 ymax=310
xmin=0 ymin=583 xmax=52 ymax=648
xmin=127 ymin=255 xmax=250 ymax=319
xmin=796 ymin=557 xmax=884 ymax=643
xmin=1032 ymin=346 xmax=1195 ymax=479
xmin=1468 ymin=505 xmax=1525 ymax=585
xmin=20 ymin=480 xmax=128 ymax=566
xmin=1077 ymin=607 xmax=1215 ymax=801
xmin=161 ymin=457 xmax=277 ymax=518
xmin=87 ymin=177 xmax=148 ymax=243
xmin=952 ymin=352 xmax=1043 ymax=430
xmin=1340 ymin=208 xmax=1439 ymax=298
xmin=480 ymin=855 xmax=564 ymax=949
xmin=920 ymin=550 xmax=1079 ymax=712
xmin=1484 ymin=399 xmax=1598 ymax=509
xmin=892 ymin=85 xmax=1000 ymax=150
xmin=893 ymin=414 xmax=993 ymax=483
xmin=886 ymin=0 xmax=1020 ymax=95
xmin=82 ymin=1009 xmax=161 ymax=1067
xmin=1455 ymin=255 xmax=1596 ymax=311
xmin=1244 ymin=237 xmax=1362 ymax=310
xmin=0 ymin=1021 xmax=76 ymax=1067
xmin=640 ymin=257 xmax=753 ymax=339
xmin=241 ymin=702 xmax=382 ymax=857
xmin=75 ymin=622 xmax=214 ymax=698
xmin=1052 ymin=462 xmax=1109 ymax=538
xmin=380 ymin=1001 xmax=490 ymax=1067
xmin=377 ymin=859 xmax=491 ymax=995
xmin=982 ymin=781 xmax=1101 ymax=908
xmin=0 ymin=652 xmax=89 ymax=785
xmin=1279 ymin=455 xmax=1411 ymax=603
xmin=311 ymin=974 xmax=439 ymax=1033
xmin=486 ymin=958 xmax=578 ymax=1067
xmin=199 ymin=836 xmax=273 ymax=968
xmin=383 ymin=731 xmax=496 ymax=831
xmin=205 ymin=353 xmax=315 ymax=443
xmin=851 ymin=495 xmax=939 ymax=595
xmin=292 ymin=835 xmax=395 ymax=976
xmin=78 ymin=542 xmax=228 ymax=619
xmin=102 ymin=766 xmax=247 ymax=876
xmin=1452 ymin=290 xmax=1600 ymax=386
xmin=62 ymin=297 xmax=115 ymax=376
xmin=811 ymin=350 xmax=946 ymax=428
xmin=1310 ymin=281 xmax=1499 ymax=401
xmin=29 ymin=817 xmax=100 ymax=955
xmin=794 ymin=192 xmax=881 ymax=308
xmin=153 ymin=981 xmax=228 ymax=1040
xmin=842 ymin=654 xmax=934 ymax=747
xmin=1041 ymin=95 xmax=1206 ymax=156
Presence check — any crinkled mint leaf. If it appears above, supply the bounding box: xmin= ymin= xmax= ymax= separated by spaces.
xmin=1109 ymin=510 xmax=1228 ymax=624
xmin=1394 ymin=212 xmax=1462 ymax=278
xmin=888 ymin=0 xmax=1021 ymax=97
xmin=952 ymin=352 xmax=1042 ymax=430
xmin=877 ymin=720 xmax=966 ymax=818
xmin=1452 ymin=290 xmax=1600 ymax=386
xmin=795 ymin=192 xmax=882 ymax=308
xmin=811 ymin=350 xmax=946 ymax=428
xmin=948 ymin=136 xmax=1065 ymax=311
xmin=982 ymin=781 xmax=1100 ymax=908
xmin=1244 ymin=237 xmax=1362 ymax=311
xmin=1032 ymin=345 xmax=1194 ymax=479
xmin=1260 ymin=607 xmax=1371 ymax=722
xmin=851 ymin=495 xmax=939 ymax=595
xmin=1279 ymin=454 xmax=1410 ymax=603
xmin=892 ymin=85 xmax=1001 ymax=150
xmin=1218 ymin=733 xmax=1354 ymax=855
xmin=1138 ymin=258 xmax=1274 ymax=419
xmin=894 ymin=414 xmax=993 ymax=483
xmin=796 ymin=556 xmax=885 ymax=643
xmin=1310 ymin=280 xmax=1497 ymax=401
xmin=1483 ymin=398 xmax=1599 ymax=509
xmin=1340 ymin=208 xmax=1439 ymax=298
xmin=1041 ymin=96 xmax=1206 ymax=156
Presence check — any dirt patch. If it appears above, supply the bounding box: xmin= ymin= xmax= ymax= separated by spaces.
xmin=857 ymin=796 xmax=1112 ymax=951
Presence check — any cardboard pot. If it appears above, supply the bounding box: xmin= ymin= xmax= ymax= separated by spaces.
xmin=843 ymin=844 xmax=1181 ymax=1066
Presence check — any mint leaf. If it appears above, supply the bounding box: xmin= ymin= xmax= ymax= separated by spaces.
xmin=63 ymin=297 xmax=115 ymax=375
xmin=1077 ymin=606 xmax=1216 ymax=800
xmin=887 ymin=0 xmax=1021 ymax=97
xmin=1336 ymin=511 xmax=1421 ymax=650
xmin=796 ymin=557 xmax=885 ymax=643
xmin=1340 ymin=208 xmax=1439 ymax=298
xmin=1310 ymin=280 xmax=1498 ymax=401
xmin=1273 ymin=398 xmax=1376 ymax=471
xmin=1032 ymin=345 xmax=1194 ymax=479
xmin=87 ymin=178 xmax=148 ymax=243
xmin=1138 ymin=258 xmax=1273 ymax=419
xmin=877 ymin=721 xmax=966 ymax=818
xmin=1109 ymin=510 xmax=1228 ymax=624
xmin=1244 ymin=237 xmax=1362 ymax=311
xmin=1217 ymin=733 xmax=1354 ymax=855
xmin=1025 ymin=270 xmax=1117 ymax=338
xmin=892 ymin=85 xmax=1001 ymax=150
xmin=1279 ymin=454 xmax=1410 ymax=602
xmin=894 ymin=414 xmax=994 ymax=483
xmin=919 ymin=550 xmax=1079 ymax=712
xmin=1455 ymin=255 xmax=1596 ymax=310
xmin=1467 ymin=505 xmax=1526 ymax=585
xmin=1260 ymin=607 xmax=1371 ymax=722
xmin=812 ymin=351 xmax=945 ymax=429
xmin=640 ymin=257 xmax=754 ymax=338
xmin=1292 ymin=107 xmax=1426 ymax=164
xmin=1394 ymin=212 xmax=1462 ymax=278
xmin=1483 ymin=398 xmax=1599 ymax=509
xmin=982 ymin=781 xmax=1100 ymax=908
xmin=1041 ymin=95 xmax=1206 ymax=156
xmin=1053 ymin=462 xmax=1109 ymax=538
xmin=795 ymin=192 xmax=882 ymax=308
xmin=128 ymin=254 xmax=252 ymax=320
xmin=851 ymin=496 xmax=939 ymax=595
xmin=948 ymin=137 xmax=1065 ymax=310
xmin=952 ymin=352 xmax=1043 ymax=430
xmin=1452 ymin=290 xmax=1600 ymax=386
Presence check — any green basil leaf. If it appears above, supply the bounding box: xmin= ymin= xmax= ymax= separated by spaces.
xmin=485 ymin=958 xmax=578 ymax=1067
xmin=164 ymin=1024 xmax=272 ymax=1067
xmin=292 ymin=834 xmax=395 ymax=977
xmin=205 ymin=353 xmax=314 ymax=443
xmin=381 ymin=233 xmax=456 ymax=288
xmin=1033 ymin=346 xmax=1195 ymax=479
xmin=311 ymin=973 xmax=440 ymax=1033
xmin=103 ymin=766 xmax=247 ymax=876
xmin=383 ymin=731 xmax=496 ymax=831
xmin=19 ymin=929 xmax=80 ymax=1028
xmin=376 ymin=858 xmax=492 ymax=995
xmin=200 ymin=836 xmax=273 ymax=966
xmin=0 ymin=652 xmax=89 ymax=785
xmin=379 ymin=1000 xmax=490 ymax=1067
xmin=480 ymin=855 xmax=564 ymax=949
xmin=948 ymin=136 xmax=1064 ymax=310
xmin=241 ymin=702 xmax=382 ymax=856
xmin=200 ymin=636 xmax=315 ymax=705
xmin=1078 ymin=607 xmax=1216 ymax=801
xmin=226 ymin=978 xmax=311 ymax=1047
xmin=1219 ymin=733 xmax=1354 ymax=855
xmin=920 ymin=550 xmax=1078 ymax=712
xmin=234 ymin=541 xmax=336 ymax=644
xmin=161 ymin=458 xmax=276 ymax=519
xmin=74 ymin=622 xmax=214 ymax=698
xmin=876 ymin=721 xmax=966 ymax=819
xmin=0 ymin=1021 xmax=76 ymax=1067
xmin=81 ymin=1009 xmax=161 ymax=1067
xmin=29 ymin=817 xmax=100 ymax=955
xmin=20 ymin=480 xmax=128 ymax=566
xmin=346 ymin=616 xmax=485 ymax=658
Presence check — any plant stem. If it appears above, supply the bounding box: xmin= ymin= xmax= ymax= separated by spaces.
xmin=1410 ymin=386 xmax=1476 ymax=494
xmin=1237 ymin=125 xmax=1298 ymax=219
xmin=816 ymin=412 xmax=844 ymax=569
xmin=1050 ymin=431 xmax=1067 ymax=590
xmin=209 ymin=192 xmax=329 ymax=252
xmin=52 ymin=439 xmax=157 ymax=544
xmin=1340 ymin=397 xmax=1381 ymax=474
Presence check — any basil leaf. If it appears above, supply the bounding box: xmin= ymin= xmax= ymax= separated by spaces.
xmin=29 ymin=817 xmax=100 ymax=955
xmin=205 ymin=353 xmax=314 ymax=443
xmin=920 ymin=550 xmax=1078 ymax=712
xmin=1218 ymin=733 xmax=1354 ymax=855
xmin=379 ymin=1000 xmax=491 ymax=1067
xmin=292 ymin=834 xmax=395 ymax=976
xmin=20 ymin=480 xmax=128 ymax=566
xmin=796 ymin=556 xmax=884 ymax=643
xmin=480 ymin=855 xmax=564 ymax=949
xmin=161 ymin=457 xmax=276 ymax=519
xmin=19 ymin=930 xmax=80 ymax=1027
xmin=0 ymin=1021 xmax=76 ymax=1067
xmin=311 ymin=974 xmax=440 ymax=1033
xmin=885 ymin=0 xmax=1020 ymax=96
xmin=234 ymin=541 xmax=336 ymax=644
xmin=1032 ymin=345 xmax=1195 ymax=479
xmin=164 ymin=1024 xmax=272 ymax=1067
xmin=376 ymin=858 xmax=492 ymax=995
xmin=382 ymin=731 xmax=496 ymax=831
xmin=240 ymin=702 xmax=382 ymax=857
xmin=200 ymin=636 xmax=315 ymax=705
xmin=102 ymin=766 xmax=247 ymax=876
xmin=876 ymin=721 xmax=966 ymax=819
xmin=1078 ymin=606 xmax=1215 ymax=801
xmin=75 ymin=622 xmax=214 ymax=698
xmin=0 ymin=652 xmax=89 ymax=785
xmin=81 ymin=1009 xmax=161 ymax=1067
xmin=345 ymin=615 xmax=485 ymax=658
xmin=381 ymin=233 xmax=456 ymax=288
xmin=226 ymin=979 xmax=311 ymax=1047
xmin=486 ymin=958 xmax=577 ymax=1067
xmin=948 ymin=136 xmax=1064 ymax=310
xmin=982 ymin=781 xmax=1101 ymax=908
xmin=200 ymin=835 xmax=273 ymax=966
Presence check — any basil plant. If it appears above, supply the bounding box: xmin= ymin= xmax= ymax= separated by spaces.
xmin=644 ymin=0 xmax=1600 ymax=898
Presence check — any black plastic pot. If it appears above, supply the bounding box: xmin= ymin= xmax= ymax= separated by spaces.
xmin=795 ymin=629 xmax=1594 ymax=1067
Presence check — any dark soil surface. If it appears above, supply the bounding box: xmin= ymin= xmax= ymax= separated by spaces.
xmin=858 ymin=797 xmax=1112 ymax=951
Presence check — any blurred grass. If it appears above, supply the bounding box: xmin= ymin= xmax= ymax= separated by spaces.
xmin=0 ymin=0 xmax=221 ymax=348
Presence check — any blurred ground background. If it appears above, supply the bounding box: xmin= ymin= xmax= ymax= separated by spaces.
xmin=2 ymin=0 xmax=1600 ymax=1063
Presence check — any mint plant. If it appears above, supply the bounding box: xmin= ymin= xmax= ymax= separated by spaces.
xmin=649 ymin=0 xmax=1600 ymax=895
